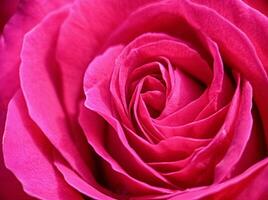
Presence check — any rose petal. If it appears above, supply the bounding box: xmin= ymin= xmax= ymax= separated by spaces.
xmin=0 ymin=0 xmax=72 ymax=198
xmin=55 ymin=0 xmax=160 ymax=118
xmin=0 ymin=0 xmax=73 ymax=116
xmin=79 ymin=106 xmax=174 ymax=195
xmin=214 ymin=81 xmax=254 ymax=182
xmin=194 ymin=0 xmax=268 ymax=72
xmin=107 ymin=1 xmax=268 ymax=146
xmin=161 ymin=68 xmax=204 ymax=117
xmin=54 ymin=160 xmax=116 ymax=200
xmin=142 ymin=90 xmax=165 ymax=116
xmin=3 ymin=91 xmax=81 ymax=200
xmin=243 ymin=0 xmax=268 ymax=16
xmin=156 ymin=38 xmax=227 ymax=124
xmin=111 ymin=33 xmax=181 ymax=131
xmin=169 ymin=158 xmax=268 ymax=199
xmin=122 ymin=38 xmax=212 ymax=86
xmin=130 ymin=159 xmax=268 ymax=199
xmin=155 ymin=104 xmax=228 ymax=139
xmin=20 ymin=5 xmax=92 ymax=182
xmin=179 ymin=0 xmax=268 ymax=149
xmin=125 ymin=126 xmax=211 ymax=163
xmin=161 ymin=76 xmax=241 ymax=187
xmin=147 ymin=158 xmax=191 ymax=174
xmin=83 ymin=45 xmax=174 ymax=194
xmin=132 ymin=79 xmax=165 ymax=142
xmin=231 ymin=106 xmax=266 ymax=176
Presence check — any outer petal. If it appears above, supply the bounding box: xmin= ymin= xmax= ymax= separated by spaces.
xmin=3 ymin=91 xmax=82 ymax=200
xmin=0 ymin=0 xmax=73 ymax=117
xmin=192 ymin=0 xmax=268 ymax=75
xmin=0 ymin=0 xmax=72 ymax=198
xmin=20 ymin=5 xmax=92 ymax=183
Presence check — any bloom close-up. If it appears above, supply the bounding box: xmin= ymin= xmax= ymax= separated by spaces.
xmin=1 ymin=0 xmax=268 ymax=199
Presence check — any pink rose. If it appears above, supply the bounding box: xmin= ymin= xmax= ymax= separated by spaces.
xmin=1 ymin=0 xmax=268 ymax=199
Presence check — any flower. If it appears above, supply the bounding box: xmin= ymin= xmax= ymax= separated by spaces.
xmin=1 ymin=0 xmax=268 ymax=199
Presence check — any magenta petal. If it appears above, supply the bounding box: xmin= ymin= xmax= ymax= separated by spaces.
xmin=169 ymin=158 xmax=268 ymax=199
xmin=108 ymin=0 xmax=268 ymax=146
xmin=156 ymin=38 xmax=225 ymax=125
xmin=193 ymin=0 xmax=268 ymax=73
xmin=243 ymin=0 xmax=268 ymax=16
xmin=79 ymin=106 xmax=174 ymax=195
xmin=20 ymin=6 xmax=92 ymax=181
xmin=155 ymin=104 xmax=228 ymax=139
xmin=3 ymin=91 xmax=81 ymax=200
xmin=125 ymin=39 xmax=211 ymax=85
xmin=54 ymin=161 xmax=116 ymax=200
xmin=0 ymin=0 xmax=73 ymax=115
xmin=55 ymin=0 xmax=159 ymax=116
xmin=179 ymin=0 xmax=268 ymax=147
xmin=214 ymin=81 xmax=254 ymax=182
xmin=125 ymin=125 xmax=211 ymax=162
xmin=132 ymin=81 xmax=165 ymax=142
xmin=160 ymin=77 xmax=241 ymax=187
xmin=148 ymin=159 xmax=191 ymax=174
xmin=0 ymin=1 xmax=74 ymax=199
xmin=161 ymin=68 xmax=204 ymax=115
xmin=83 ymin=45 xmax=174 ymax=194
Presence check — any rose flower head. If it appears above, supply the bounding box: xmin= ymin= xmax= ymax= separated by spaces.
xmin=1 ymin=0 xmax=268 ymax=199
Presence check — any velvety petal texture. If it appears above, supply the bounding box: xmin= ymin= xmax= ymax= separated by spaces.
xmin=1 ymin=0 xmax=268 ymax=199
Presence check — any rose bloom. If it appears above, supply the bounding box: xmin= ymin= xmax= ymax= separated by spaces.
xmin=1 ymin=0 xmax=268 ymax=199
